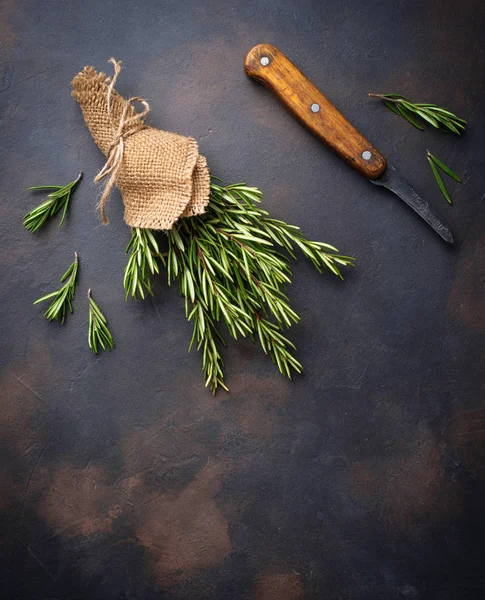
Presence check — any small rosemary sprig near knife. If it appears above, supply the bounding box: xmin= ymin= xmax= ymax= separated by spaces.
xmin=426 ymin=150 xmax=462 ymax=204
xmin=369 ymin=93 xmax=466 ymax=134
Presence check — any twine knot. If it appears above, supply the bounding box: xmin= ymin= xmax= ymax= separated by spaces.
xmin=94 ymin=58 xmax=150 ymax=224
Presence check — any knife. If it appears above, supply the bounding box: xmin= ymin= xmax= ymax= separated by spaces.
xmin=244 ymin=44 xmax=454 ymax=244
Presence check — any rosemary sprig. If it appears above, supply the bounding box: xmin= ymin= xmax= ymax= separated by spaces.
xmin=427 ymin=150 xmax=462 ymax=205
xmin=125 ymin=181 xmax=354 ymax=393
xmin=34 ymin=252 xmax=79 ymax=323
xmin=369 ymin=93 xmax=466 ymax=134
xmin=124 ymin=227 xmax=165 ymax=299
xmin=88 ymin=289 xmax=114 ymax=354
xmin=24 ymin=172 xmax=82 ymax=233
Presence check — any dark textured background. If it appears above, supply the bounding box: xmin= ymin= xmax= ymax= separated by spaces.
xmin=1 ymin=1 xmax=484 ymax=598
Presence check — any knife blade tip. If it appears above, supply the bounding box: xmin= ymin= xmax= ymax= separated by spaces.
xmin=442 ymin=229 xmax=454 ymax=244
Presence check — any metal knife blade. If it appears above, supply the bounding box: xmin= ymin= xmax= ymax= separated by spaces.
xmin=370 ymin=164 xmax=454 ymax=244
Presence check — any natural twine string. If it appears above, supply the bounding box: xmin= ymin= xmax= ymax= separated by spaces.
xmin=94 ymin=58 xmax=150 ymax=224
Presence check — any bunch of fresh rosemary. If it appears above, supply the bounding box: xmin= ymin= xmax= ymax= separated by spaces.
xmin=124 ymin=179 xmax=354 ymax=393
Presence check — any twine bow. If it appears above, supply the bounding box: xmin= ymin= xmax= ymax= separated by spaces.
xmin=94 ymin=58 xmax=150 ymax=224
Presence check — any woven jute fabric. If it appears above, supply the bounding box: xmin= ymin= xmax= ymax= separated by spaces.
xmin=71 ymin=62 xmax=210 ymax=230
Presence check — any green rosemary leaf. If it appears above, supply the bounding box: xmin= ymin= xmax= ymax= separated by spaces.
xmin=58 ymin=191 xmax=71 ymax=227
xmin=33 ymin=290 xmax=59 ymax=304
xmin=427 ymin=155 xmax=452 ymax=204
xmin=384 ymin=100 xmax=402 ymax=116
xmin=396 ymin=104 xmax=424 ymax=130
xmin=414 ymin=109 xmax=440 ymax=128
xmin=26 ymin=185 xmax=63 ymax=191
xmin=34 ymin=252 xmax=79 ymax=323
xmin=444 ymin=121 xmax=460 ymax=135
xmin=24 ymin=172 xmax=82 ymax=233
xmin=428 ymin=151 xmax=462 ymax=183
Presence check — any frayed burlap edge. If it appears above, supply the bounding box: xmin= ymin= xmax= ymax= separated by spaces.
xmin=71 ymin=60 xmax=211 ymax=230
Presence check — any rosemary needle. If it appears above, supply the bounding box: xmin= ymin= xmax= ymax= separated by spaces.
xmin=24 ymin=172 xmax=82 ymax=233
xmin=427 ymin=150 xmax=462 ymax=205
xmin=34 ymin=252 xmax=79 ymax=323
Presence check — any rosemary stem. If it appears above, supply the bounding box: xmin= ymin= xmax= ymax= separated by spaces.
xmin=368 ymin=93 xmax=394 ymax=101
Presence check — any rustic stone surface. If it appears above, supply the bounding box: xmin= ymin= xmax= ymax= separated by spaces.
xmin=1 ymin=1 xmax=484 ymax=598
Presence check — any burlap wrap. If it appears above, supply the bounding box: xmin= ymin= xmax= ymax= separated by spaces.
xmin=71 ymin=62 xmax=210 ymax=230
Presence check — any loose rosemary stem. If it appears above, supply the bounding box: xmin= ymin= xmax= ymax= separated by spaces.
xmin=369 ymin=93 xmax=466 ymax=134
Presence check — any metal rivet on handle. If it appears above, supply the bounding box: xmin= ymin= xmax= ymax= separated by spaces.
xmin=362 ymin=150 xmax=372 ymax=160
xmin=260 ymin=56 xmax=270 ymax=66
xmin=311 ymin=103 xmax=320 ymax=113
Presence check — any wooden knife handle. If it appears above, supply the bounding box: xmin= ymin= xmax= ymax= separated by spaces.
xmin=244 ymin=44 xmax=387 ymax=179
